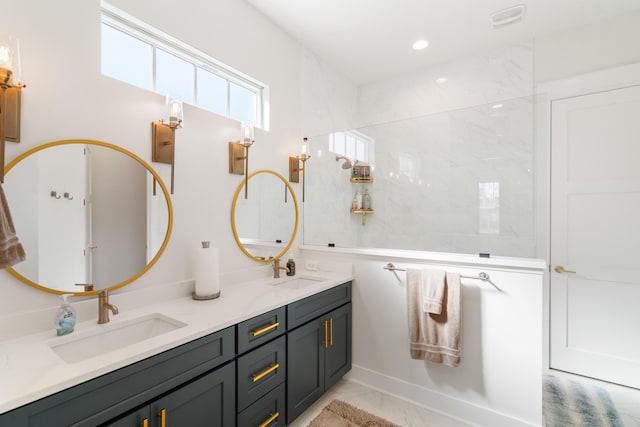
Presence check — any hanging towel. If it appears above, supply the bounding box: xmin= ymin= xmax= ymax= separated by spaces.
xmin=411 ymin=268 xmax=446 ymax=314
xmin=0 ymin=183 xmax=26 ymax=269
xmin=406 ymin=269 xmax=461 ymax=367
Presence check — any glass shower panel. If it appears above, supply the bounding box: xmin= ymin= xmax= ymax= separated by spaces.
xmin=303 ymin=95 xmax=535 ymax=258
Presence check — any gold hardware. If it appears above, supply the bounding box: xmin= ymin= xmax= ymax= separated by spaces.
xmin=259 ymin=412 xmax=280 ymax=427
xmin=0 ymin=50 xmax=26 ymax=183
xmin=229 ymin=123 xmax=255 ymax=199
xmin=141 ymin=419 xmax=148 ymax=427
xmin=289 ymin=137 xmax=311 ymax=202
xmin=159 ymin=408 xmax=166 ymax=427
xmin=350 ymin=208 xmax=374 ymax=226
xmin=97 ymin=289 xmax=119 ymax=324
xmin=151 ymin=97 xmax=183 ymax=195
xmin=329 ymin=318 xmax=333 ymax=346
xmin=252 ymin=363 xmax=280 ymax=382
xmin=50 ymin=190 xmax=61 ymax=199
xmin=252 ymin=322 xmax=280 ymax=337
xmin=63 ymin=192 xmax=74 ymax=200
xmin=555 ymin=265 xmax=577 ymax=274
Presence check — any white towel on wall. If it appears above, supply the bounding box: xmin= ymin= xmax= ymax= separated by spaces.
xmin=406 ymin=269 xmax=461 ymax=367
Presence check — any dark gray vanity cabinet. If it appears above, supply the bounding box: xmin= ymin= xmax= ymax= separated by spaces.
xmin=286 ymin=283 xmax=352 ymax=424
xmin=0 ymin=326 xmax=236 ymax=427
xmin=104 ymin=362 xmax=235 ymax=427
xmin=0 ymin=281 xmax=352 ymax=427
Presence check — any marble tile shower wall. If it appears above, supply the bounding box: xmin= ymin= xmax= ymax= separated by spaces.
xmin=303 ymin=42 xmax=536 ymax=257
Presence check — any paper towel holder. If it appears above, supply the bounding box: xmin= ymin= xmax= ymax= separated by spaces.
xmin=192 ymin=241 xmax=221 ymax=301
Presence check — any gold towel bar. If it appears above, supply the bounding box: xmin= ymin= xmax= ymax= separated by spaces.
xmin=383 ymin=263 xmax=502 ymax=292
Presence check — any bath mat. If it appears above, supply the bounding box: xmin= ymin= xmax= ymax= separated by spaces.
xmin=308 ymin=399 xmax=401 ymax=427
xmin=543 ymin=374 xmax=624 ymax=427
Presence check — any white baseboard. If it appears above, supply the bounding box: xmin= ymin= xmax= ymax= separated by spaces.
xmin=346 ymin=365 xmax=541 ymax=427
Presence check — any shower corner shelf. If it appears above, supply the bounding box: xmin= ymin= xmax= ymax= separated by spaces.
xmin=350 ymin=208 xmax=373 ymax=226
xmin=350 ymin=177 xmax=373 ymax=183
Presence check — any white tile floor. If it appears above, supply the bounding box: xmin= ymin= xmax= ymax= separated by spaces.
xmin=288 ymin=379 xmax=472 ymax=427
xmin=289 ymin=376 xmax=640 ymax=427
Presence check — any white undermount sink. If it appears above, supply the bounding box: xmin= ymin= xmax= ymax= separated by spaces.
xmin=273 ymin=276 xmax=327 ymax=289
xmin=49 ymin=313 xmax=187 ymax=364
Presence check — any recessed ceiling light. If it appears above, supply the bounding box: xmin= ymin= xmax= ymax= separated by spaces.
xmin=412 ymin=40 xmax=429 ymax=50
xmin=435 ymin=77 xmax=448 ymax=84
xmin=492 ymin=103 xmax=504 ymax=109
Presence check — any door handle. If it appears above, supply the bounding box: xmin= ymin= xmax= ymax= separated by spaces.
xmin=554 ymin=265 xmax=576 ymax=274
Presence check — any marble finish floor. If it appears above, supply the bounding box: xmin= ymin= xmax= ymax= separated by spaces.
xmin=288 ymin=379 xmax=472 ymax=427
xmin=289 ymin=375 xmax=639 ymax=426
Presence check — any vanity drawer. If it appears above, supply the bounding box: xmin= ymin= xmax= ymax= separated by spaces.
xmin=287 ymin=281 xmax=352 ymax=330
xmin=237 ymin=335 xmax=286 ymax=412
xmin=237 ymin=306 xmax=286 ymax=355
xmin=237 ymin=382 xmax=286 ymax=427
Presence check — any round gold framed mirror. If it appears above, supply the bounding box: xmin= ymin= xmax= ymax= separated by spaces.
xmin=4 ymin=139 xmax=173 ymax=295
xmin=231 ymin=170 xmax=299 ymax=262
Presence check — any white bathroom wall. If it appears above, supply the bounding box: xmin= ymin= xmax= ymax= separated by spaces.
xmin=0 ymin=0 xmax=306 ymax=313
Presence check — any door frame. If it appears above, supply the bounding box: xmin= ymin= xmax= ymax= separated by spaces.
xmin=537 ymin=62 xmax=640 ymax=371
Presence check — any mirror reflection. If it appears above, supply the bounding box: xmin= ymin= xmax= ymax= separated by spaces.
xmin=4 ymin=140 xmax=172 ymax=294
xmin=231 ymin=170 xmax=298 ymax=261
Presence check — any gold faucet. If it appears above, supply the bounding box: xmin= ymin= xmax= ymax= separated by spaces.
xmin=98 ymin=289 xmax=119 ymax=324
xmin=272 ymin=258 xmax=289 ymax=279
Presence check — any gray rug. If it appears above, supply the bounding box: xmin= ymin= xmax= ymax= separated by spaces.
xmin=543 ymin=375 xmax=624 ymax=427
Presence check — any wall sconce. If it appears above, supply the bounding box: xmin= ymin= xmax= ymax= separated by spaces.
xmin=229 ymin=122 xmax=255 ymax=199
xmin=289 ymin=137 xmax=311 ymax=202
xmin=0 ymin=37 xmax=25 ymax=183
xmin=152 ymin=96 xmax=183 ymax=194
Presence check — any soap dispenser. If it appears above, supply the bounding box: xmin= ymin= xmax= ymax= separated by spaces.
xmin=286 ymin=254 xmax=296 ymax=276
xmin=55 ymin=294 xmax=76 ymax=336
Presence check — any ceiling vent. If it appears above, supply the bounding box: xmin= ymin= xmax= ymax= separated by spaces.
xmin=491 ymin=4 xmax=526 ymax=29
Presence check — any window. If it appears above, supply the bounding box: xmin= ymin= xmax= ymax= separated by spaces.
xmin=329 ymin=130 xmax=374 ymax=164
xmin=100 ymin=1 xmax=269 ymax=129
xmin=478 ymin=182 xmax=500 ymax=234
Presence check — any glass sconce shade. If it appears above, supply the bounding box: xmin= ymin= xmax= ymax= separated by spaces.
xmin=0 ymin=37 xmax=23 ymax=87
xmin=165 ymin=96 xmax=183 ymax=128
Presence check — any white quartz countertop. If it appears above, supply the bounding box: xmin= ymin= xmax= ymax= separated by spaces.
xmin=0 ymin=270 xmax=352 ymax=414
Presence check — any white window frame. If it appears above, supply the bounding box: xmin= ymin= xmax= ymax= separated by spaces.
xmin=329 ymin=130 xmax=374 ymax=164
xmin=100 ymin=1 xmax=270 ymax=129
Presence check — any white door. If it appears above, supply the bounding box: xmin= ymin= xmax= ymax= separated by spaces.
xmin=550 ymin=84 xmax=640 ymax=389
xmin=38 ymin=145 xmax=90 ymax=291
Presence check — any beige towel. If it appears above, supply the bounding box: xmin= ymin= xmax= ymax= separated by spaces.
xmin=406 ymin=269 xmax=461 ymax=367
xmin=0 ymin=183 xmax=26 ymax=269
xmin=413 ymin=268 xmax=446 ymax=314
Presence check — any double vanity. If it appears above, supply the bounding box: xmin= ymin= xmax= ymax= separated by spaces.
xmin=0 ymin=272 xmax=353 ymax=426
xmin=1 ymin=139 xmax=350 ymax=426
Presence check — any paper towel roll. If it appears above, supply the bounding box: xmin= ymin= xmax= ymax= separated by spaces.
xmin=194 ymin=241 xmax=220 ymax=298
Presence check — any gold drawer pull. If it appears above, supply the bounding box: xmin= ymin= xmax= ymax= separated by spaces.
xmin=141 ymin=419 xmax=148 ymax=427
xmin=259 ymin=411 xmax=280 ymax=427
xmin=252 ymin=322 xmax=280 ymax=337
xmin=252 ymin=363 xmax=280 ymax=382
xmin=159 ymin=408 xmax=166 ymax=427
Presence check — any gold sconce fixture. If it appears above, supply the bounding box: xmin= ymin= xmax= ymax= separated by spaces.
xmin=0 ymin=37 xmax=25 ymax=183
xmin=229 ymin=122 xmax=255 ymax=199
xmin=289 ymin=137 xmax=311 ymax=202
xmin=152 ymin=96 xmax=183 ymax=194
